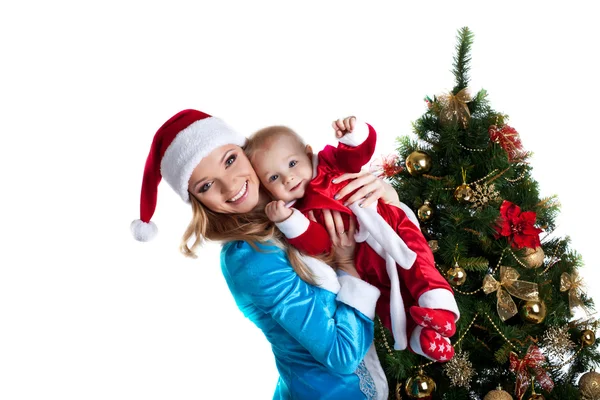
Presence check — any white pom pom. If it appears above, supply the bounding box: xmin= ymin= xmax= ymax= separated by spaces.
xmin=130 ymin=219 xmax=158 ymax=242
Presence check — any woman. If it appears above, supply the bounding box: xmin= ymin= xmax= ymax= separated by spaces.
xmin=131 ymin=109 xmax=401 ymax=399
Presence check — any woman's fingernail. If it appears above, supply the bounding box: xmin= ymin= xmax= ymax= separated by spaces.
xmin=334 ymin=194 xmax=339 ymax=200
xmin=343 ymin=202 xmax=349 ymax=207
xmin=359 ymin=202 xmax=364 ymax=208
xmin=331 ymin=179 xmax=337 ymax=183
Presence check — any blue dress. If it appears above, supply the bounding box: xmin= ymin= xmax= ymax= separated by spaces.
xmin=221 ymin=241 xmax=388 ymax=399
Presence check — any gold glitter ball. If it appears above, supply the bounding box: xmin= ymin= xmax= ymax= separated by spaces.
xmin=483 ymin=387 xmax=512 ymax=400
xmin=579 ymin=371 xmax=600 ymax=400
xmin=527 ymin=394 xmax=545 ymax=400
xmin=522 ymin=246 xmax=545 ymax=269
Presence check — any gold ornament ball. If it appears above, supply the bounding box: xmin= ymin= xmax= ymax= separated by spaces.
xmin=405 ymin=371 xmax=436 ymax=399
xmin=522 ymin=246 xmax=545 ymax=269
xmin=428 ymin=240 xmax=439 ymax=253
xmin=581 ymin=330 xmax=596 ymax=347
xmin=483 ymin=387 xmax=512 ymax=400
xmin=579 ymin=371 xmax=600 ymax=398
xmin=406 ymin=151 xmax=432 ymax=176
xmin=446 ymin=265 xmax=467 ymax=286
xmin=454 ymin=183 xmax=474 ymax=202
xmin=528 ymin=394 xmax=545 ymax=400
xmin=520 ymin=299 xmax=547 ymax=324
xmin=418 ymin=201 xmax=434 ymax=222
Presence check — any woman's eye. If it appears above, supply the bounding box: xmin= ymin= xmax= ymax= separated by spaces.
xmin=289 ymin=160 xmax=297 ymax=167
xmin=199 ymin=182 xmax=212 ymax=193
xmin=226 ymin=155 xmax=237 ymax=166
xmin=269 ymin=175 xmax=279 ymax=182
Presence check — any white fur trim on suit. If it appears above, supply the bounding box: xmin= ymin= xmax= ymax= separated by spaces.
xmin=397 ymin=201 xmax=420 ymax=229
xmin=299 ymin=254 xmax=341 ymax=294
xmin=160 ymin=117 xmax=247 ymax=203
xmin=363 ymin=343 xmax=389 ymax=400
xmin=275 ymin=208 xmax=310 ymax=239
xmin=418 ymin=288 xmax=461 ymax=320
xmin=130 ymin=219 xmax=157 ymax=242
xmin=336 ymin=275 xmax=380 ymax=319
xmin=338 ymin=121 xmax=370 ymax=147
xmin=349 ymin=201 xmax=417 ymax=350
xmin=365 ymin=241 xmax=407 ymax=351
xmin=349 ymin=202 xmax=417 ymax=270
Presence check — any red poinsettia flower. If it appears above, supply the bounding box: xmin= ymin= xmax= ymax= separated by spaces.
xmin=495 ymin=200 xmax=542 ymax=249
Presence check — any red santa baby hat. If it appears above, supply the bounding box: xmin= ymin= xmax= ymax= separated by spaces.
xmin=131 ymin=109 xmax=247 ymax=242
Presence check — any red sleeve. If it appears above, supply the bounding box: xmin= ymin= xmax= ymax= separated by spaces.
xmin=333 ymin=122 xmax=377 ymax=173
xmin=288 ymin=219 xmax=332 ymax=256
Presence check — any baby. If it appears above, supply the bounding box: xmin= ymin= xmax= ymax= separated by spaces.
xmin=245 ymin=117 xmax=460 ymax=362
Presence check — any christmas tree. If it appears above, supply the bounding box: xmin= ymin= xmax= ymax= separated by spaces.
xmin=374 ymin=27 xmax=600 ymax=400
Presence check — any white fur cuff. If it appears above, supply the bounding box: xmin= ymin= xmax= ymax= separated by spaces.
xmin=338 ymin=120 xmax=370 ymax=147
xmin=418 ymin=289 xmax=461 ymax=320
xmin=336 ymin=275 xmax=380 ymax=319
xmin=275 ymin=208 xmax=310 ymax=239
xmin=299 ymin=255 xmax=341 ymax=294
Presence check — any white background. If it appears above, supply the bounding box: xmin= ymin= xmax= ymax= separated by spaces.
xmin=1 ymin=1 xmax=599 ymax=399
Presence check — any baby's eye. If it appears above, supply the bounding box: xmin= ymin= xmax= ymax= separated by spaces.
xmin=226 ymin=155 xmax=237 ymax=166
xmin=289 ymin=160 xmax=297 ymax=167
xmin=199 ymin=182 xmax=212 ymax=193
xmin=269 ymin=175 xmax=279 ymax=182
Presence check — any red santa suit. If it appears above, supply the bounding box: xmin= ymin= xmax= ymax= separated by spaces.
xmin=276 ymin=121 xmax=460 ymax=353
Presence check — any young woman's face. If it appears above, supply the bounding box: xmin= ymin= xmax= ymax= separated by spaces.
xmin=187 ymin=144 xmax=261 ymax=214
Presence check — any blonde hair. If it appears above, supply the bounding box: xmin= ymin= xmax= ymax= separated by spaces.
xmin=180 ymin=193 xmax=334 ymax=285
xmin=244 ymin=125 xmax=306 ymax=163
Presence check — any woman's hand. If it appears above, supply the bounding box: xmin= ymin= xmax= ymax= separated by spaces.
xmin=332 ymin=170 xmax=401 ymax=208
xmin=310 ymin=209 xmax=360 ymax=278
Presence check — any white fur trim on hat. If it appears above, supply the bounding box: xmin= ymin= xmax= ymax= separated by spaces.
xmin=130 ymin=219 xmax=158 ymax=242
xmin=160 ymin=117 xmax=246 ymax=203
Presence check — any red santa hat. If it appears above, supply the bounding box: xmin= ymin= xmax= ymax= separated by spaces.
xmin=131 ymin=109 xmax=247 ymax=242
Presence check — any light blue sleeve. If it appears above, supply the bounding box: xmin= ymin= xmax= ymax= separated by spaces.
xmin=221 ymin=241 xmax=378 ymax=374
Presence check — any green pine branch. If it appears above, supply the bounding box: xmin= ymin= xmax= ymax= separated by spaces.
xmin=452 ymin=27 xmax=474 ymax=93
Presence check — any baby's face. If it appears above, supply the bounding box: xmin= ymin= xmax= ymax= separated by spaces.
xmin=251 ymin=135 xmax=314 ymax=203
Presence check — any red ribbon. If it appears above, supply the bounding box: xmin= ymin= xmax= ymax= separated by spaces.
xmin=509 ymin=345 xmax=554 ymax=399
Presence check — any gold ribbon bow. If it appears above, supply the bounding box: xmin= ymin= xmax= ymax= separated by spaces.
xmin=438 ymin=87 xmax=471 ymax=128
xmin=560 ymin=271 xmax=586 ymax=315
xmin=483 ymin=266 xmax=539 ymax=321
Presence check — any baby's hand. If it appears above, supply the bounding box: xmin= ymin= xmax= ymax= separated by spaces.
xmin=332 ymin=116 xmax=356 ymax=139
xmin=265 ymin=200 xmax=293 ymax=223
